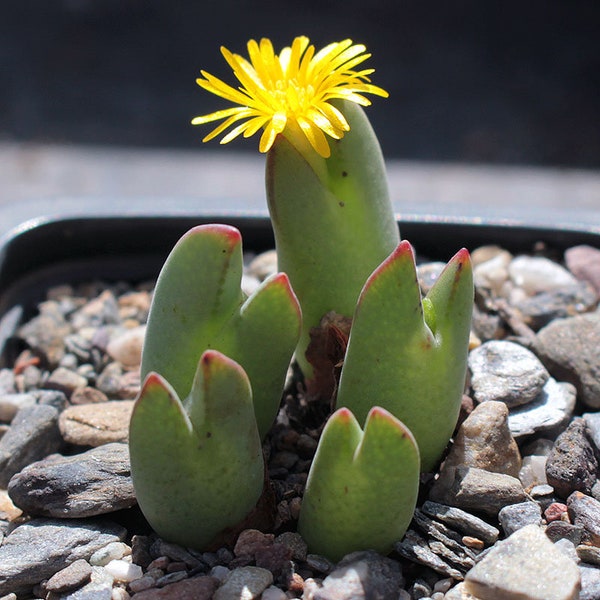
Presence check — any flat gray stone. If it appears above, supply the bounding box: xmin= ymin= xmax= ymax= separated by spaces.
xmin=421 ymin=501 xmax=499 ymax=545
xmin=8 ymin=442 xmax=136 ymax=518
xmin=469 ymin=340 xmax=549 ymax=407
xmin=498 ymin=502 xmax=543 ymax=536
xmin=464 ymin=524 xmax=581 ymax=600
xmin=580 ymin=563 xmax=600 ymax=600
xmin=507 ymin=377 xmax=576 ymax=439
xmin=0 ymin=404 xmax=62 ymax=487
xmin=0 ymin=518 xmax=125 ymax=596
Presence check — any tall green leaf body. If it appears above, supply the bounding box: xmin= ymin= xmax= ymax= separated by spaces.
xmin=266 ymin=99 xmax=399 ymax=375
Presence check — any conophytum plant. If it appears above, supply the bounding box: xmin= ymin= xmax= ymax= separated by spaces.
xmin=129 ymin=35 xmax=474 ymax=562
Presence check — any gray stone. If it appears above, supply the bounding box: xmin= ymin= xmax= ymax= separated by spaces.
xmin=536 ymin=313 xmax=600 ymax=408
xmin=8 ymin=442 xmax=136 ymax=518
xmin=0 ymin=404 xmax=62 ymax=487
xmin=545 ymin=521 xmax=584 ymax=546
xmin=546 ymin=418 xmax=598 ymax=499
xmin=580 ymin=563 xmax=600 ymax=600
xmin=567 ymin=492 xmax=600 ymax=546
xmin=468 ymin=340 xmax=549 ymax=407
xmin=431 ymin=466 xmax=526 ymax=517
xmin=508 ymin=377 xmax=576 ymax=439
xmin=58 ymin=400 xmax=134 ymax=446
xmin=464 ymin=524 xmax=581 ymax=600
xmin=35 ymin=389 xmax=68 ymax=410
xmin=0 ymin=518 xmax=125 ymax=596
xmin=306 ymin=550 xmax=404 ymax=600
xmin=45 ymin=558 xmax=93 ymax=593
xmin=421 ymin=501 xmax=499 ymax=546
xmin=498 ymin=502 xmax=543 ymax=536
xmin=394 ymin=530 xmax=464 ymax=580
xmin=213 ymin=566 xmax=273 ymax=600
xmin=555 ymin=539 xmax=580 ymax=564
xmin=412 ymin=510 xmax=478 ymax=567
xmin=511 ymin=281 xmax=598 ymax=330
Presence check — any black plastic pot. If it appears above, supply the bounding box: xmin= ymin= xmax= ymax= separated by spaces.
xmin=0 ymin=198 xmax=598 ymax=365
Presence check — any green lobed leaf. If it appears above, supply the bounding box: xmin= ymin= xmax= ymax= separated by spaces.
xmin=297 ymin=406 xmax=420 ymax=561
xmin=141 ymin=224 xmax=301 ymax=438
xmin=129 ymin=350 xmax=264 ymax=549
xmin=336 ymin=241 xmax=473 ymax=471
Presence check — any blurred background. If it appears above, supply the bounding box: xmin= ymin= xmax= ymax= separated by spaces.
xmin=1 ymin=0 xmax=599 ymax=214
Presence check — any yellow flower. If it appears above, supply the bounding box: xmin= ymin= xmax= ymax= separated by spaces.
xmin=191 ymin=36 xmax=388 ymax=158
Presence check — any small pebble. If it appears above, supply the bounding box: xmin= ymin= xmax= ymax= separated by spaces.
xmin=498 ymin=502 xmax=543 ymax=536
xmin=546 ymin=503 xmax=569 ymax=523
xmin=104 ymin=559 xmax=143 ymax=583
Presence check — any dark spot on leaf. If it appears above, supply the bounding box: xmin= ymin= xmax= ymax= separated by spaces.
xmin=338 ymin=201 xmax=345 ymax=207
xmin=341 ymin=171 xmax=348 ymax=177
xmin=206 ymin=431 xmax=212 ymax=438
xmin=344 ymin=486 xmax=349 ymax=494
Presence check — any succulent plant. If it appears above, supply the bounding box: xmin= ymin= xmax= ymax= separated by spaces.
xmin=128 ymin=35 xmax=475 ymax=562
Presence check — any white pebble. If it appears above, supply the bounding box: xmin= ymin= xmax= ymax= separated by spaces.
xmin=508 ymin=255 xmax=578 ymax=295
xmin=111 ymin=588 xmax=131 ymax=600
xmin=90 ymin=542 xmax=131 ymax=566
xmin=106 ymin=325 xmax=146 ymax=368
xmin=473 ymin=250 xmax=512 ymax=294
xmin=241 ymin=273 xmax=261 ymax=296
xmin=104 ymin=559 xmax=143 ymax=583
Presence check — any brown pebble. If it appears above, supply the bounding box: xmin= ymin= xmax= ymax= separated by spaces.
xmin=45 ymin=559 xmax=92 ymax=593
xmin=462 ymin=536 xmax=485 ymax=550
xmin=70 ymin=386 xmax=109 ymax=405
xmin=131 ymin=575 xmax=219 ymax=599
xmin=233 ymin=529 xmax=275 ymax=557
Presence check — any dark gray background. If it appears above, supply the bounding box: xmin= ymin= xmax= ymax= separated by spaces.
xmin=2 ymin=0 xmax=599 ymax=167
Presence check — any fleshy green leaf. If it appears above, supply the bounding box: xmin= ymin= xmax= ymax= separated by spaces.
xmin=141 ymin=224 xmax=301 ymax=438
xmin=336 ymin=241 xmax=473 ymax=471
xmin=130 ymin=350 xmax=264 ymax=549
xmin=266 ymin=99 xmax=399 ymax=377
xmin=298 ymin=406 xmax=420 ymax=561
